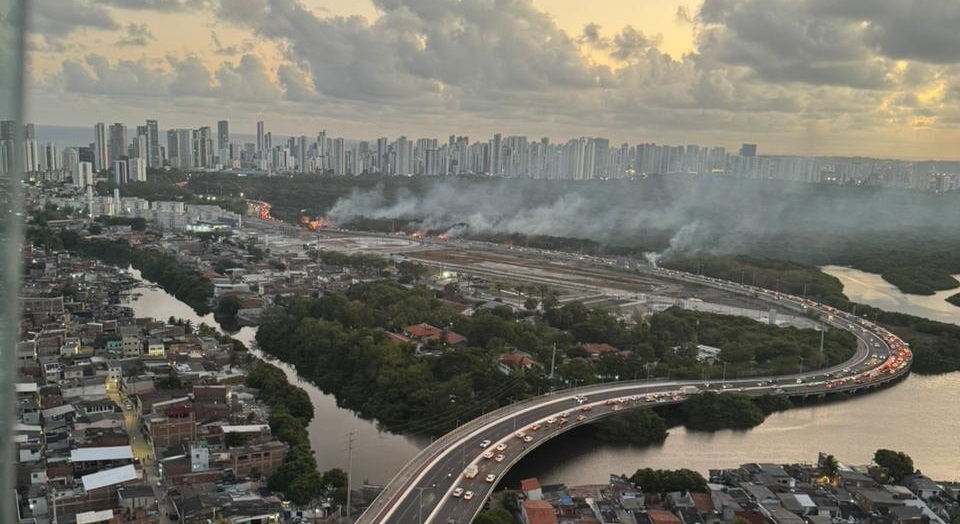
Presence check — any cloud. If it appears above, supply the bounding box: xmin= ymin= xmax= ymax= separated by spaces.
xmin=27 ymin=0 xmax=117 ymax=37
xmin=610 ymin=26 xmax=661 ymax=61
xmin=210 ymin=31 xmax=254 ymax=55
xmin=215 ymin=54 xmax=282 ymax=101
xmin=24 ymin=0 xmax=960 ymax=159
xmin=116 ymin=23 xmax=154 ymax=46
xmin=580 ymin=23 xmax=608 ymax=47
xmin=694 ymin=0 xmax=894 ymax=89
xmin=99 ymin=0 xmax=210 ymax=11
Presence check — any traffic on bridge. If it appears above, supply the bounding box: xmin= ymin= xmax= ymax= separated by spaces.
xmin=356 ymin=265 xmax=912 ymax=524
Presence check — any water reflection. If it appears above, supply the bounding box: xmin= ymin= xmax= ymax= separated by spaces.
xmin=121 ymin=269 xmax=426 ymax=486
xmin=822 ymin=265 xmax=960 ymax=326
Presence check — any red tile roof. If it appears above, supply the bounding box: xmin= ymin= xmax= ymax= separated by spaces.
xmin=501 ymin=352 xmax=539 ymax=370
xmin=520 ymin=477 xmax=541 ymax=492
xmin=402 ymin=323 xmax=467 ymax=345
xmin=648 ymin=509 xmax=683 ymax=524
xmin=403 ymin=323 xmax=442 ymax=339
xmin=523 ymin=500 xmax=558 ymax=524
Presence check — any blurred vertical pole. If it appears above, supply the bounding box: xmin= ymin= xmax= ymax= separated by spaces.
xmin=0 ymin=1 xmax=25 ymax=522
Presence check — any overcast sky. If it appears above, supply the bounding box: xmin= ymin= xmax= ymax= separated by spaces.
xmin=21 ymin=0 xmax=960 ymax=159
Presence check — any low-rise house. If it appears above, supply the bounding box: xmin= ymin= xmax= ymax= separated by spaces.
xmin=522 ymin=499 xmax=559 ymax=524
xmin=499 ymin=351 xmax=540 ymax=374
xmin=229 ymin=440 xmax=287 ymax=478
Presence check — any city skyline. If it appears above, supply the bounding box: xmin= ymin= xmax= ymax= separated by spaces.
xmin=12 ymin=116 xmax=960 ymax=192
xmin=22 ymin=0 xmax=960 ymax=161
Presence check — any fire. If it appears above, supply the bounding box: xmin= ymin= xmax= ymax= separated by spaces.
xmin=300 ymin=216 xmax=332 ymax=230
xmin=409 ymin=230 xmax=423 ymax=239
xmin=258 ymin=202 xmax=272 ymax=220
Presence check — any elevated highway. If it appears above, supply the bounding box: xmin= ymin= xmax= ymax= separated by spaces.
xmin=356 ymin=266 xmax=912 ymax=524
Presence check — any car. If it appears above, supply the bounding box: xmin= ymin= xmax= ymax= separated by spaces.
xmin=452 ymin=488 xmax=464 ymax=498
xmin=545 ymin=417 xmax=556 ymax=424
xmin=482 ymin=451 xmax=494 ymax=459
xmin=495 ymin=443 xmax=507 ymax=452
xmin=479 ymin=439 xmax=491 ymax=448
xmin=514 ymin=431 xmax=526 ymax=439
xmin=580 ymin=405 xmax=592 ymax=412
xmin=529 ymin=423 xmax=541 ymax=431
xmin=485 ymin=474 xmax=496 ymax=483
xmin=523 ymin=435 xmax=533 ymax=443
xmin=463 ymin=490 xmax=475 ymax=501
xmin=558 ymin=411 xmax=569 ymax=418
xmin=612 ymin=405 xmax=622 ymax=411
xmin=495 ymin=454 xmax=505 ymax=463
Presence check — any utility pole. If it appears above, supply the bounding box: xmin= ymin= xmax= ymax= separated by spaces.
xmin=549 ymin=344 xmax=557 ymax=380
xmin=345 ymin=432 xmax=354 ymax=522
xmin=819 ymin=325 xmax=825 ymax=355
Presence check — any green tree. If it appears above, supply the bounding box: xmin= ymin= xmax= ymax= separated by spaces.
xmin=593 ymin=407 xmax=668 ymax=446
xmin=874 ymin=449 xmax=914 ymax=483
xmin=474 ymin=508 xmax=516 ymax=524
xmin=320 ymin=468 xmax=348 ymax=489
xmin=820 ymin=454 xmax=839 ymax=482
xmin=681 ymin=392 xmax=766 ymax=431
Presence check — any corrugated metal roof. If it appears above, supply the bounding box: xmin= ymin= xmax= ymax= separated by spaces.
xmin=41 ymin=404 xmax=76 ymax=418
xmin=81 ymin=464 xmax=137 ymax=492
xmin=76 ymin=509 xmax=115 ymax=524
xmin=71 ymin=445 xmax=134 ymax=462
xmin=221 ymin=425 xmax=270 ymax=433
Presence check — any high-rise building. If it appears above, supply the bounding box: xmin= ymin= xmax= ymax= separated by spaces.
xmin=76 ymin=161 xmax=94 ymax=188
xmin=177 ymin=129 xmax=194 ymax=169
xmin=109 ymin=123 xmax=128 ymax=166
xmin=114 ymin=159 xmax=129 ymax=185
xmin=217 ymin=120 xmax=229 ymax=151
xmin=129 ymin=157 xmax=147 ymax=182
xmin=62 ymin=147 xmax=79 ymax=178
xmin=739 ymin=143 xmax=757 ymax=157
xmin=43 ymin=142 xmax=60 ymax=172
xmin=131 ymin=134 xmax=147 ymax=159
xmin=196 ymin=126 xmax=213 ymax=167
xmin=146 ymin=119 xmax=160 ymax=168
xmin=94 ymin=123 xmax=108 ymax=172
xmin=166 ymin=129 xmax=178 ymax=167
xmin=256 ymin=121 xmax=265 ymax=153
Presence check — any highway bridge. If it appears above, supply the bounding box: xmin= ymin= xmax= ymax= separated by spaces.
xmin=355 ymin=266 xmax=912 ymax=524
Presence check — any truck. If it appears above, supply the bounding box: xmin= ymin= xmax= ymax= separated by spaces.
xmin=680 ymin=385 xmax=700 ymax=395
xmin=464 ymin=464 xmax=479 ymax=479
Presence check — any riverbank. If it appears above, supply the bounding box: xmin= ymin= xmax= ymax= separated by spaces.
xmin=823 ymin=265 xmax=960 ymax=326
xmin=121 ymin=270 xmax=427 ymax=487
xmin=504 ymin=266 xmax=960 ymax=486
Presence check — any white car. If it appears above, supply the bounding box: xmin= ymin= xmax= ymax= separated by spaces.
xmin=464 ymin=490 xmax=475 ymax=501
xmin=482 ymin=451 xmax=494 ymax=460
xmin=485 ymin=474 xmax=497 ymax=483
xmin=452 ymin=488 xmax=464 ymax=498
xmin=479 ymin=439 xmax=491 ymax=448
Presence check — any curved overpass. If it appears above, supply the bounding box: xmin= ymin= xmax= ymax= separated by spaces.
xmin=356 ymin=268 xmax=912 ymax=524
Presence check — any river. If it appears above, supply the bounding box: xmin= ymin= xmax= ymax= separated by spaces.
xmin=121 ymin=269 xmax=427 ymax=488
xmin=503 ymin=266 xmax=960 ymax=485
xmin=124 ymin=266 xmax=960 ymax=489
xmin=821 ymin=265 xmax=960 ymax=326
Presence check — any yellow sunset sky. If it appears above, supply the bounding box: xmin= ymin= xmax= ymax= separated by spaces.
xmin=22 ymin=0 xmax=960 ymax=159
